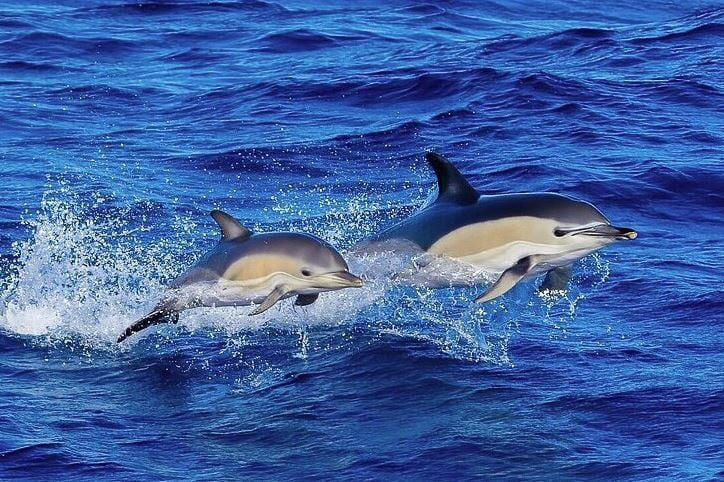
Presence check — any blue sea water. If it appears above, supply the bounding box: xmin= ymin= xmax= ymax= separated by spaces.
xmin=0 ymin=0 xmax=723 ymax=479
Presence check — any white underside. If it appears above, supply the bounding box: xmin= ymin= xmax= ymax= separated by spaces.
xmin=168 ymin=269 xmax=351 ymax=312
xmin=171 ymin=272 xmax=305 ymax=310
xmin=392 ymin=240 xmax=606 ymax=289
xmin=458 ymin=240 xmax=599 ymax=274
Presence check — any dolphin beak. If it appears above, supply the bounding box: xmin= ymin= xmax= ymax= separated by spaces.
xmin=612 ymin=226 xmax=638 ymax=240
xmin=574 ymin=224 xmax=638 ymax=240
xmin=328 ymin=271 xmax=364 ymax=288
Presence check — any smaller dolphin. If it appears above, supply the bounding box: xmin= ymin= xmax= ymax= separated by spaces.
xmin=362 ymin=152 xmax=637 ymax=303
xmin=117 ymin=210 xmax=362 ymax=342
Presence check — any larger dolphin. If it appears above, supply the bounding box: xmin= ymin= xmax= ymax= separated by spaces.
xmin=363 ymin=152 xmax=637 ymax=303
xmin=118 ymin=210 xmax=362 ymax=342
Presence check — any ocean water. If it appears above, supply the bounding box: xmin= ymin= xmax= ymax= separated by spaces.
xmin=0 ymin=0 xmax=722 ymax=479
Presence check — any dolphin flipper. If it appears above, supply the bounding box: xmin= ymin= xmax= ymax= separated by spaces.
xmin=539 ymin=265 xmax=572 ymax=293
xmin=249 ymin=286 xmax=287 ymax=316
xmin=295 ymin=294 xmax=318 ymax=306
xmin=475 ymin=256 xmax=538 ymax=303
xmin=117 ymin=309 xmax=180 ymax=343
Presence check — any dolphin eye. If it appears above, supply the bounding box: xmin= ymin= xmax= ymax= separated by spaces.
xmin=301 ymin=269 xmax=312 ymax=277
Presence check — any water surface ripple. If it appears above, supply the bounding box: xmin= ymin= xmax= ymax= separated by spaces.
xmin=0 ymin=1 xmax=722 ymax=479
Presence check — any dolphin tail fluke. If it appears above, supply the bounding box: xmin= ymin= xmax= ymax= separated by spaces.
xmin=117 ymin=309 xmax=180 ymax=343
xmin=475 ymin=256 xmax=537 ymax=303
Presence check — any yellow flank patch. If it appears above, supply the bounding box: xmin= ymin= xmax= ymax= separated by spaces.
xmin=429 ymin=216 xmax=562 ymax=257
xmin=222 ymin=254 xmax=302 ymax=281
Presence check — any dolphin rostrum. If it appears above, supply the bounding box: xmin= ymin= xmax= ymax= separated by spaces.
xmin=362 ymin=152 xmax=637 ymax=303
xmin=117 ymin=210 xmax=363 ymax=342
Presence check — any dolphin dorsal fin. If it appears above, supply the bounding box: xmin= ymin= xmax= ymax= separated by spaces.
xmin=424 ymin=151 xmax=478 ymax=205
xmin=210 ymin=210 xmax=252 ymax=241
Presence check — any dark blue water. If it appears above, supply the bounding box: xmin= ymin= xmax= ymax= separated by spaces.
xmin=1 ymin=1 xmax=723 ymax=479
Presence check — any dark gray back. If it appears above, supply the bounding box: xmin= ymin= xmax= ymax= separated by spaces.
xmin=170 ymin=232 xmax=348 ymax=288
xmin=371 ymin=193 xmax=609 ymax=250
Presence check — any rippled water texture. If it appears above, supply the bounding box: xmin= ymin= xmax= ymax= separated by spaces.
xmin=0 ymin=1 xmax=722 ymax=479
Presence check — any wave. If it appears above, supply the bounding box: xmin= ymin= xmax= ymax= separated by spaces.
xmin=349 ymin=68 xmax=504 ymax=104
xmin=628 ymin=164 xmax=724 ymax=213
xmin=0 ymin=31 xmax=139 ymax=58
xmin=71 ymin=0 xmax=288 ymax=17
xmin=0 ymin=60 xmax=65 ymax=72
xmin=0 ymin=18 xmax=34 ymax=29
xmin=393 ymin=4 xmax=446 ymax=16
xmin=630 ymin=22 xmax=724 ymax=44
xmin=251 ymin=29 xmax=367 ymax=53
xmin=167 ymin=145 xmax=334 ymax=177
xmin=596 ymin=76 xmax=722 ymax=109
xmin=45 ymin=84 xmax=159 ymax=103
xmin=0 ymin=442 xmax=126 ymax=477
xmin=484 ymin=27 xmax=615 ymax=54
xmin=155 ymin=47 xmax=229 ymax=63
xmin=543 ymin=386 xmax=723 ymax=417
xmin=329 ymin=120 xmax=429 ymax=145
xmin=214 ymin=66 xmax=503 ymax=106
xmin=515 ymin=72 xmax=592 ymax=98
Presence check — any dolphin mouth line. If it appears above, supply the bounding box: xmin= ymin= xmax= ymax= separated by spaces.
xmin=568 ymin=224 xmax=638 ymax=240
xmin=322 ymin=270 xmax=364 ymax=288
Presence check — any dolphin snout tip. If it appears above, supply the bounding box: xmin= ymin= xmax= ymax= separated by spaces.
xmin=617 ymin=227 xmax=638 ymax=240
xmin=606 ymin=225 xmax=637 ymax=240
xmin=331 ymin=271 xmax=363 ymax=288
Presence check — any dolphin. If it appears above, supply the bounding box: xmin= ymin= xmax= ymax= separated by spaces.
xmin=362 ymin=152 xmax=637 ymax=303
xmin=117 ymin=210 xmax=363 ymax=342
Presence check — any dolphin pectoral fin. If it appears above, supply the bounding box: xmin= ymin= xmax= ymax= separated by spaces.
xmin=295 ymin=294 xmax=318 ymax=306
xmin=117 ymin=310 xmax=180 ymax=343
xmin=539 ymin=265 xmax=572 ymax=293
xmin=249 ymin=286 xmax=287 ymax=316
xmin=475 ymin=256 xmax=537 ymax=303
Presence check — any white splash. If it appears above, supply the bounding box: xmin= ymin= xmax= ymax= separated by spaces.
xmin=0 ymin=191 xmax=188 ymax=346
xmin=0 ymin=187 xmax=611 ymax=367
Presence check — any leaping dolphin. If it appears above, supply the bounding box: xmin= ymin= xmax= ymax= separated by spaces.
xmin=361 ymin=152 xmax=637 ymax=303
xmin=117 ymin=210 xmax=363 ymax=342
